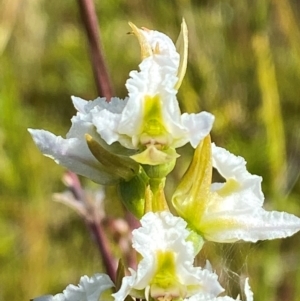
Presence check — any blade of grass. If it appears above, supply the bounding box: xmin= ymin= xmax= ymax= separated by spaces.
xmin=252 ymin=32 xmax=287 ymax=200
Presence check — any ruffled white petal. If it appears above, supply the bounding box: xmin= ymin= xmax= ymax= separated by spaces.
xmin=198 ymin=144 xmax=300 ymax=243
xmin=201 ymin=207 xmax=300 ymax=243
xmin=119 ymin=59 xmax=179 ymax=142
xmin=91 ymin=98 xmax=130 ymax=147
xmin=28 ymin=129 xmax=117 ymax=185
xmin=69 ymin=96 xmax=127 ymax=142
xmin=188 ymin=294 xmax=238 ymax=301
xmin=32 ymin=274 xmax=114 ymax=301
xmin=211 ymin=144 xmax=263 ymax=207
xmin=174 ymin=112 xmax=215 ymax=148
xmin=186 ymin=278 xmax=253 ymax=301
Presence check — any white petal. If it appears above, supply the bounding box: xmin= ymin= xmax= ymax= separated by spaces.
xmin=71 ymin=96 xmax=125 ymax=115
xmin=62 ymin=274 xmax=114 ymax=301
xmin=70 ymin=96 xmax=108 ymax=122
xmin=132 ymin=211 xmax=190 ymax=255
xmin=120 ymin=57 xmax=179 ymax=140
xmin=32 ymin=274 xmax=113 ymax=301
xmin=211 ymin=144 xmax=264 ymax=207
xmin=69 ymin=96 xmax=127 ymax=141
xmin=202 ymin=208 xmax=300 ymax=243
xmin=175 ymin=112 xmax=215 ymax=148
xmin=188 ymin=294 xmax=237 ymax=301
xmin=141 ymin=28 xmax=179 ymax=61
xmin=92 ymin=101 xmax=131 ymax=147
xmin=72 ymin=96 xmax=90 ymax=113
xmin=113 ymin=270 xmax=140 ymax=301
xmin=185 ymin=279 xmax=252 ymax=301
xmin=28 ymin=129 xmax=117 ymax=184
xmin=190 ymin=268 xmax=224 ymax=297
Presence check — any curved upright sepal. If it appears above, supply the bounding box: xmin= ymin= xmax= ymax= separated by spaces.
xmin=175 ymin=18 xmax=188 ymax=90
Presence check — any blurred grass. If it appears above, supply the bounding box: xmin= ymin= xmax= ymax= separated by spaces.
xmin=0 ymin=0 xmax=300 ymax=300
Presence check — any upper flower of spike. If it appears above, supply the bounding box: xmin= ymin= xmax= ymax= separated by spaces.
xmin=29 ymin=21 xmax=214 ymax=185
xmin=172 ymin=135 xmax=300 ymax=243
xmin=113 ymin=211 xmax=224 ymax=301
xmin=89 ymin=20 xmax=214 ymax=165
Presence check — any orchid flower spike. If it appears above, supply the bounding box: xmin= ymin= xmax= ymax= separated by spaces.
xmin=172 ymin=135 xmax=300 ymax=243
xmin=113 ymin=211 xmax=224 ymax=301
xmin=29 ymin=20 xmax=214 ymax=182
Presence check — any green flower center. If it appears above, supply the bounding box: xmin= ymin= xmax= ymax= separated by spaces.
xmin=150 ymin=250 xmax=186 ymax=301
xmin=140 ymin=95 xmax=171 ymax=148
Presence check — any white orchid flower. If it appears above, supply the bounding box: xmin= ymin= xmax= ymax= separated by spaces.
xmin=172 ymin=135 xmax=300 ymax=243
xmin=95 ymin=20 xmax=214 ymax=165
xmin=32 ymin=274 xmax=114 ymax=301
xmin=29 ymin=21 xmax=214 ymax=176
xmin=113 ymin=211 xmax=224 ymax=301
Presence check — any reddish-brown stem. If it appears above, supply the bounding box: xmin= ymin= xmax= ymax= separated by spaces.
xmin=77 ymin=0 xmax=128 ymax=281
xmin=77 ymin=0 xmax=113 ymax=99
xmin=87 ymin=221 xmax=117 ymax=283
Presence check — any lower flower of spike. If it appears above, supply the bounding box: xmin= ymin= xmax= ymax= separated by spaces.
xmin=29 ymin=21 xmax=214 ymax=174
xmin=113 ymin=212 xmax=224 ymax=301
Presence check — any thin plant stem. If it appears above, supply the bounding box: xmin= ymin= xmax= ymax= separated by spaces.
xmin=63 ymin=171 xmax=117 ymax=282
xmin=87 ymin=220 xmax=117 ymax=283
xmin=77 ymin=0 xmax=113 ymax=99
xmin=77 ymin=0 xmax=138 ymax=277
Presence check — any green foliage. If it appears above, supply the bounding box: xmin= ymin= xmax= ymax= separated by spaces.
xmin=1 ymin=0 xmax=300 ymax=300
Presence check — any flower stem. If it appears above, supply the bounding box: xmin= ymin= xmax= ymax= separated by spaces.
xmin=77 ymin=0 xmax=113 ymax=98
xmin=87 ymin=220 xmax=117 ymax=283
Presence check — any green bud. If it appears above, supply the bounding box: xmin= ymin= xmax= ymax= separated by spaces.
xmin=85 ymin=134 xmax=140 ymax=181
xmin=119 ymin=167 xmax=149 ymax=218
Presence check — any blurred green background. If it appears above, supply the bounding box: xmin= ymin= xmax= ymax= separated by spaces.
xmin=1 ymin=0 xmax=300 ymax=300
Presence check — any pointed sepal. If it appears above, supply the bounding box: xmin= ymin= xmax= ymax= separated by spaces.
xmin=86 ymin=134 xmax=139 ymax=181
xmin=175 ymin=18 xmax=188 ymax=90
xmin=172 ymin=135 xmax=212 ymax=231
